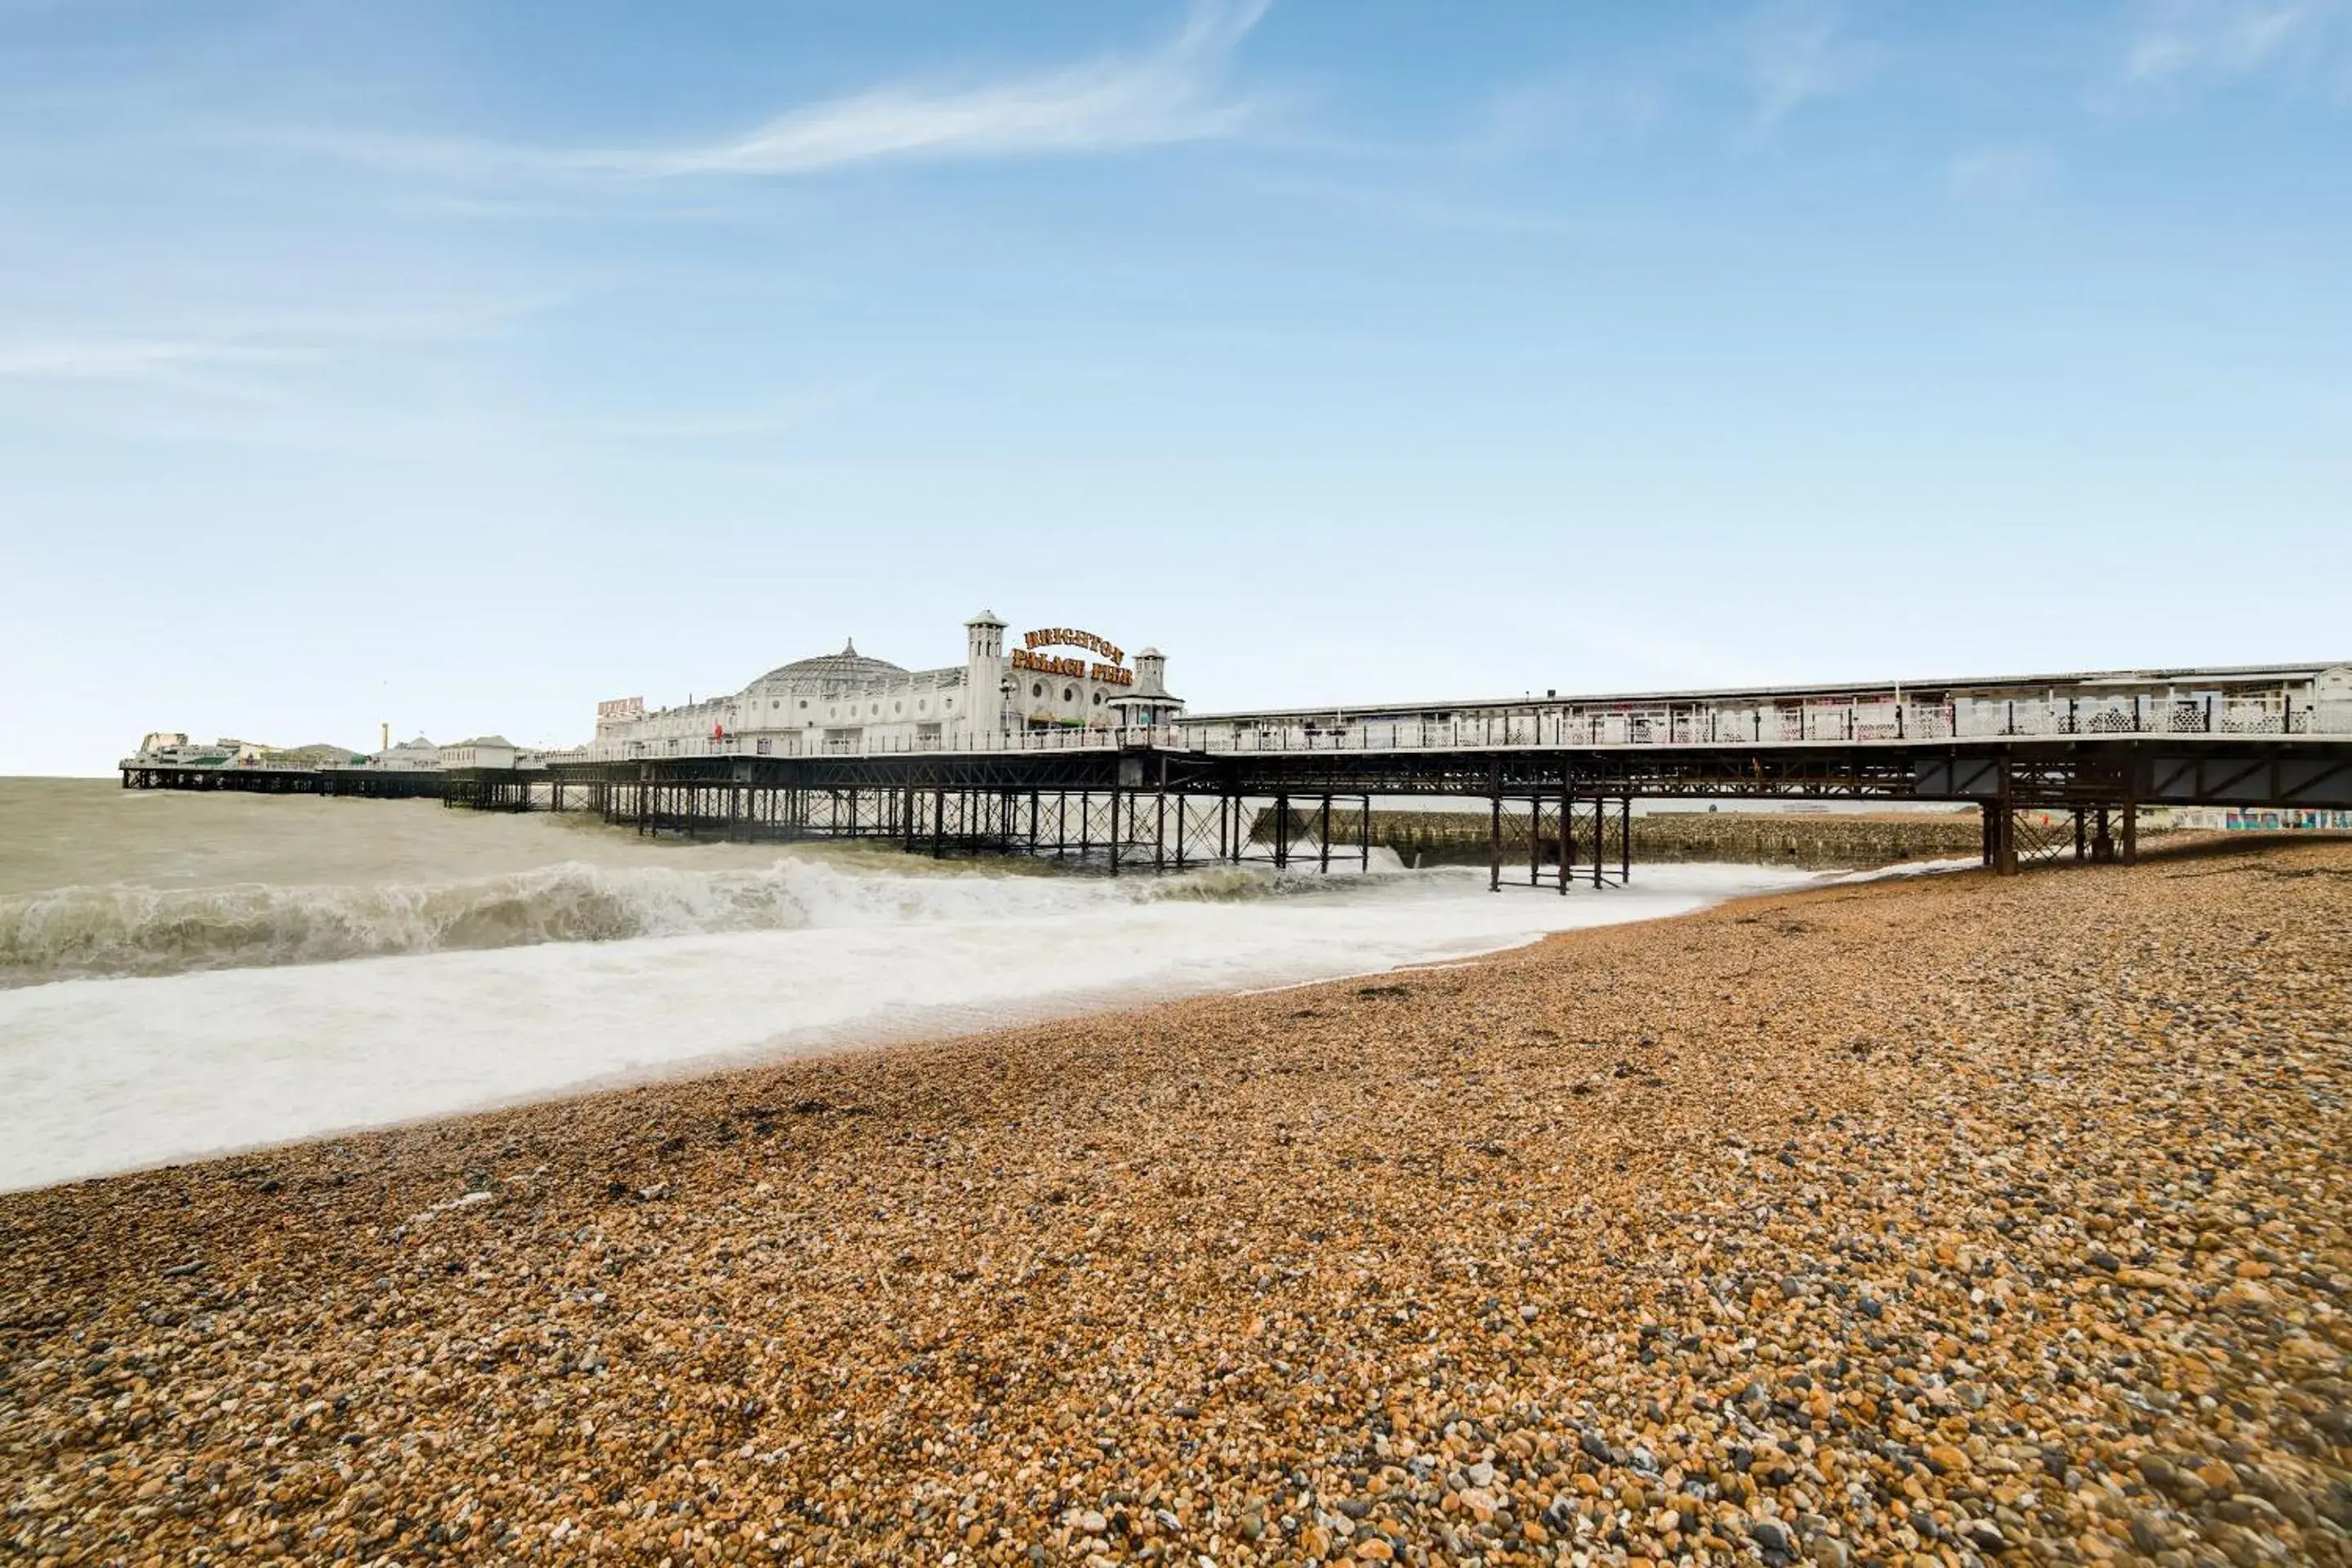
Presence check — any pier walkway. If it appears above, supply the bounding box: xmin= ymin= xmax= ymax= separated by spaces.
xmin=122 ymin=662 xmax=2352 ymax=879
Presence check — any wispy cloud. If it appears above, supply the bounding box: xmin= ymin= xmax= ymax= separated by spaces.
xmin=1224 ymin=171 xmax=1605 ymax=239
xmin=0 ymin=337 xmax=300 ymax=382
xmin=0 ymin=301 xmax=549 ymax=385
xmin=270 ymin=0 xmax=1271 ymax=184
xmin=1473 ymin=74 xmax=1666 ymax=159
xmin=2124 ymin=0 xmax=2346 ymax=84
xmin=576 ymin=378 xmax=883 ymax=442
xmin=2126 ymin=0 xmax=2342 ymax=80
xmin=1946 ymin=143 xmax=2056 ymax=203
xmin=1744 ymin=0 xmax=1878 ymax=130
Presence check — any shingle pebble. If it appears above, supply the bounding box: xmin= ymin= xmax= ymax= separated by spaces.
xmin=2 ymin=835 xmax=2350 ymax=1566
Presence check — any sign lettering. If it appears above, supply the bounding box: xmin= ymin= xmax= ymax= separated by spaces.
xmin=1011 ymin=648 xmax=1134 ymax=685
xmin=1022 ymin=628 xmax=1125 ymax=665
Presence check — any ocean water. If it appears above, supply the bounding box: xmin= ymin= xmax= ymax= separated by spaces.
xmin=0 ymin=777 xmax=1824 ymax=1191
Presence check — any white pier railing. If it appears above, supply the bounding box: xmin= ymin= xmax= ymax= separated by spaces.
xmin=1179 ymin=684 xmax=2352 ymax=755
xmin=580 ymin=691 xmax=2352 ymax=764
xmin=131 ymin=666 xmax=2352 ymax=771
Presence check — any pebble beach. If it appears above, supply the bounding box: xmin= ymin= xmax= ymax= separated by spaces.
xmin=4 ymin=838 xmax=2349 ymax=1567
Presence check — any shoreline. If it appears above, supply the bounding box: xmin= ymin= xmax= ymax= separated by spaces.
xmin=0 ymin=860 xmax=1828 ymax=1194
xmin=4 ymin=837 xmax=2347 ymax=1566
xmin=0 ymin=865 xmax=1793 ymax=1196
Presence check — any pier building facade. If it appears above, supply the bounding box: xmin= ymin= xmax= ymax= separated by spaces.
xmin=586 ymin=612 xmax=1183 ymax=762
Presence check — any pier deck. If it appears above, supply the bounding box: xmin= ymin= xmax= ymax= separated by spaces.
xmin=122 ymin=662 xmax=2352 ymax=879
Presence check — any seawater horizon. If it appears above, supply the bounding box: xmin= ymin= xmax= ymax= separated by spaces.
xmin=0 ymin=778 xmax=1829 ymax=1192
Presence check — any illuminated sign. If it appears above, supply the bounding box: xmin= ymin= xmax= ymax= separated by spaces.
xmin=1014 ymin=628 xmax=1133 ymax=686
xmin=598 ymin=697 xmax=645 ymax=721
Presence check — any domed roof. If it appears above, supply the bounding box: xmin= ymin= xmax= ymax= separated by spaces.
xmin=759 ymin=639 xmax=906 ymax=685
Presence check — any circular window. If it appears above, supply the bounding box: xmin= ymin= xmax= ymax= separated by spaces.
xmin=798 ymin=700 xmax=808 ymax=710
xmin=893 ymin=702 xmax=902 ymax=714
xmin=870 ymin=703 xmax=880 ymax=715
xmin=1031 ymin=682 xmax=1044 ymax=699
xmin=1093 ymin=692 xmax=1105 ymax=706
xmin=1062 ymin=687 xmax=1075 ymax=702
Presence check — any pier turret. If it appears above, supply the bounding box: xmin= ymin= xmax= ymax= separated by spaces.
xmin=964 ymin=609 xmax=1007 ymax=741
xmin=1109 ymin=647 xmax=1185 ymax=729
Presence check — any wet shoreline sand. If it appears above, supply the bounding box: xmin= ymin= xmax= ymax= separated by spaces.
xmin=4 ymin=839 xmax=2349 ymax=1566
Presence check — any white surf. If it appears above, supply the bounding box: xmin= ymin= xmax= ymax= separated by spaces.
xmin=0 ymin=858 xmax=1813 ymax=1191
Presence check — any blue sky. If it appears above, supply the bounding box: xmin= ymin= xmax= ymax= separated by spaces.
xmin=3 ymin=0 xmax=2348 ymax=772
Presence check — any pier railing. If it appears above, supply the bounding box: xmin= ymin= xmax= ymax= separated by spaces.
xmin=130 ymin=696 xmax=2352 ymax=777
xmin=1181 ymin=693 xmax=2352 ymax=755
xmin=127 ymin=669 xmax=2352 ymax=775
xmin=592 ymin=725 xmax=1187 ymax=764
xmin=586 ymin=692 xmax=2352 ymax=765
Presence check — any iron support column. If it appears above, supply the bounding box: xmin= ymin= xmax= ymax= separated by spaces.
xmin=1488 ymin=767 xmax=1503 ymax=893
xmin=1557 ymin=777 xmax=1571 ymax=895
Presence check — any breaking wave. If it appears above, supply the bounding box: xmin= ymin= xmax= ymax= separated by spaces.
xmin=0 ymin=858 xmax=1258 ymax=989
xmin=0 ymin=850 xmax=1407 ymax=990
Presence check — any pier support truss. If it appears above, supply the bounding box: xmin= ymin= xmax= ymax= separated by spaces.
xmin=1481 ymin=783 xmax=1632 ymax=893
xmin=1971 ymin=753 xmax=2145 ymax=875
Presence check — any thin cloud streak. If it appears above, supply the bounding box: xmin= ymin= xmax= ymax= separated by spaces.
xmin=1229 ymin=171 xmax=1606 ymax=239
xmin=0 ymin=300 xmax=556 ymax=385
xmin=575 ymin=378 xmax=884 ymax=442
xmin=1946 ymin=143 xmax=2055 ymax=203
xmin=265 ymin=0 xmax=1271 ymax=184
xmin=1472 ymin=74 xmax=1666 ymax=159
xmin=1744 ymin=0 xmax=1878 ymax=130
xmin=2123 ymin=0 xmax=2346 ymax=86
xmin=0 ymin=338 xmax=301 ymax=381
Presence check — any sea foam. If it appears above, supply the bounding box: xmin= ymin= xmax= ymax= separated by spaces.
xmin=0 ymin=861 xmax=1815 ymax=1190
xmin=0 ymin=852 xmax=1382 ymax=989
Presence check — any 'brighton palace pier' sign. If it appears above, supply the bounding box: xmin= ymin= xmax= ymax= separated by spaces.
xmin=1011 ymin=628 xmax=1134 ymax=687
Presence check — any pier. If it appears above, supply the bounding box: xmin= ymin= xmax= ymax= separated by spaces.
xmin=122 ymin=661 xmax=2352 ymax=880
xmin=116 ymin=764 xmax=447 ymax=800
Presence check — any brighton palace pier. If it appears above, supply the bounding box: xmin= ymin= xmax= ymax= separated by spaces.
xmin=122 ymin=617 xmax=2352 ymax=879
xmin=586 ymin=613 xmax=1185 ymax=762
